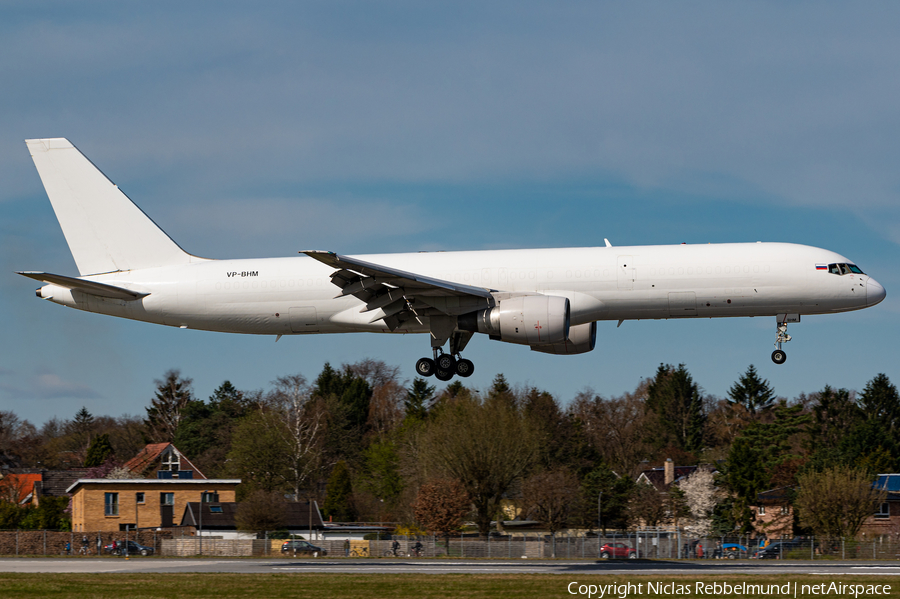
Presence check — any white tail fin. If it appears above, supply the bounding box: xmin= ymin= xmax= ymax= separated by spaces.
xmin=26 ymin=138 xmax=195 ymax=275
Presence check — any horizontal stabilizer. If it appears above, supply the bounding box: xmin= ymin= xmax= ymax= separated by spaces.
xmin=17 ymin=271 xmax=148 ymax=300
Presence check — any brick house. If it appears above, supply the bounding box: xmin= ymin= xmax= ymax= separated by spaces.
xmin=67 ymin=442 xmax=239 ymax=532
xmin=0 ymin=469 xmax=89 ymax=506
xmin=860 ymin=474 xmax=900 ymax=537
xmin=67 ymin=478 xmax=241 ymax=532
xmin=124 ymin=443 xmax=205 ymax=479
xmin=750 ymin=487 xmax=794 ymax=538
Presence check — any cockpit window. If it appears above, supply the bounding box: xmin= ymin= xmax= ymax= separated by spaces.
xmin=826 ymin=263 xmax=865 ymax=275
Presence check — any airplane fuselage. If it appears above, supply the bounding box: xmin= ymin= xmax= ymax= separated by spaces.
xmin=38 ymin=241 xmax=882 ymax=336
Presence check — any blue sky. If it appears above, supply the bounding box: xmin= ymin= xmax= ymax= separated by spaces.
xmin=2 ymin=1 xmax=899 ymax=426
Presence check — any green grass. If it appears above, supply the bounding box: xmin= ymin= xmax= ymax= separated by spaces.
xmin=0 ymin=574 xmax=899 ymax=599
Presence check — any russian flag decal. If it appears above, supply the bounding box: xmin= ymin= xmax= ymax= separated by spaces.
xmin=816 ymin=264 xmax=828 ymax=270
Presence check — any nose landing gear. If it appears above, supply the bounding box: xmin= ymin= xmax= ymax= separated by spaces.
xmin=771 ymin=317 xmax=794 ymax=365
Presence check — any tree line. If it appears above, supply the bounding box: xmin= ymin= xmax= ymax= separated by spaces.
xmin=0 ymin=360 xmax=897 ymax=541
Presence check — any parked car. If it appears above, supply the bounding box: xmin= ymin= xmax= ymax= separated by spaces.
xmin=722 ymin=543 xmax=748 ymax=559
xmin=281 ymin=540 xmax=326 ymax=555
xmin=752 ymin=541 xmax=802 ymax=559
xmin=599 ymin=542 xmax=638 ymax=559
xmin=103 ymin=540 xmax=154 ymax=556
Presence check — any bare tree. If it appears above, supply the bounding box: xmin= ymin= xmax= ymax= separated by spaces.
xmin=795 ymin=466 xmax=886 ymax=544
xmin=627 ymin=482 xmax=666 ymax=528
xmin=422 ymin=395 xmax=537 ymax=537
xmin=262 ymin=375 xmax=326 ymax=501
xmin=367 ymin=380 xmax=405 ymax=439
xmin=571 ymin=383 xmax=652 ymax=477
xmin=523 ymin=467 xmax=580 ymax=557
xmin=414 ymin=478 xmax=470 ymax=551
xmin=235 ymin=490 xmax=288 ymax=536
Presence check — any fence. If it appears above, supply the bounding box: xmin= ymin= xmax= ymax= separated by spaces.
xmin=4 ymin=529 xmax=900 ymax=559
xmin=0 ymin=530 xmax=170 ymax=556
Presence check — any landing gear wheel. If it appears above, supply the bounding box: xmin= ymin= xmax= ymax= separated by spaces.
xmin=435 ymin=368 xmax=453 ymax=382
xmin=771 ymin=350 xmax=787 ymax=365
xmin=416 ymin=358 xmax=435 ymax=377
xmin=456 ymin=358 xmax=474 ymax=378
xmin=437 ymin=353 xmax=456 ymax=371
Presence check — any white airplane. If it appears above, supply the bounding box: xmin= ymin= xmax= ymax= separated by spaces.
xmin=18 ymin=138 xmax=886 ymax=380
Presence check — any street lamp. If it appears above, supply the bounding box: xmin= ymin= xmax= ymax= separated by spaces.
xmin=598 ymin=492 xmax=603 ymax=536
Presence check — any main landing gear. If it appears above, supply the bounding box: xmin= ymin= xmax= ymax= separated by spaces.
xmin=416 ymin=349 xmax=474 ymax=381
xmin=771 ymin=318 xmax=793 ymax=365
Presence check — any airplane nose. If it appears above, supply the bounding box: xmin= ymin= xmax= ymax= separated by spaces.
xmin=868 ymin=278 xmax=886 ymax=306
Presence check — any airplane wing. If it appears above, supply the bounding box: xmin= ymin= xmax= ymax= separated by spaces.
xmin=17 ymin=271 xmax=148 ymax=300
xmin=302 ymin=250 xmax=493 ymax=330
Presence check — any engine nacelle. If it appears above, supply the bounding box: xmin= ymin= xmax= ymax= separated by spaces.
xmin=530 ymin=321 xmax=597 ymax=355
xmin=458 ymin=295 xmax=570 ymax=346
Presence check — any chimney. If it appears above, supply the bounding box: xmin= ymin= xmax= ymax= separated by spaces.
xmin=664 ymin=458 xmax=674 ymax=486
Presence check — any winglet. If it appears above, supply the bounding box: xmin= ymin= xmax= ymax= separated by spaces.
xmin=604 ymin=239 xmax=612 ymax=247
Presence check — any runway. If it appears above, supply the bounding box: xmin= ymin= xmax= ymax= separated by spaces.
xmin=2 ymin=558 xmax=900 ymax=576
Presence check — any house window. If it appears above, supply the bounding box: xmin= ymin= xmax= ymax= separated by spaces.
xmin=136 ymin=492 xmax=145 ymax=504
xmin=781 ymin=505 xmax=790 ymax=515
xmin=209 ymin=506 xmax=223 ymax=513
xmin=876 ymin=503 xmax=890 ymax=520
xmin=161 ymin=449 xmax=180 ymax=472
xmin=757 ymin=506 xmax=766 ymax=515
xmin=201 ymin=492 xmax=219 ymax=503
xmin=105 ymin=492 xmax=119 ymax=516
xmin=161 ymin=492 xmax=174 ymax=506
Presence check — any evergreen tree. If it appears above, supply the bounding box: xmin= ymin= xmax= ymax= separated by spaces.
xmin=322 ymin=460 xmax=356 ymax=522
xmin=859 ymin=374 xmax=900 ymax=432
xmin=806 ymin=386 xmax=862 ymax=450
xmin=209 ymin=380 xmax=251 ymax=419
xmin=645 ymin=364 xmax=705 ymax=454
xmin=360 ymin=440 xmax=404 ymax=502
xmin=404 ymin=378 xmax=436 ymax=421
xmin=727 ymin=365 xmax=775 ymax=415
xmin=145 ymin=370 xmax=194 ymax=443
xmin=487 ymin=374 xmax=516 ymax=409
xmin=83 ymin=433 xmax=114 ymax=467
xmin=71 ymin=407 xmax=94 ymax=435
xmin=721 ymin=402 xmax=809 ymax=532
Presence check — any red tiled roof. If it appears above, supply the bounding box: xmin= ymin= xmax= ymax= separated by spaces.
xmin=0 ymin=473 xmax=42 ymax=504
xmin=123 ymin=443 xmax=171 ymax=476
xmin=123 ymin=443 xmax=207 ymax=479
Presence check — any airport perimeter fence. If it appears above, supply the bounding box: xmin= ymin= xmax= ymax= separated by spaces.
xmin=5 ymin=530 xmax=900 ymax=559
xmin=0 ymin=529 xmax=172 ymax=556
xmin=271 ymin=532 xmax=900 ymax=561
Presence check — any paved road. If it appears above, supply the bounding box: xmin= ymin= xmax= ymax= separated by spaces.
xmin=2 ymin=558 xmax=900 ymax=576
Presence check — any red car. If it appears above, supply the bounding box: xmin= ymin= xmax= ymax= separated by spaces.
xmin=600 ymin=542 xmax=638 ymax=559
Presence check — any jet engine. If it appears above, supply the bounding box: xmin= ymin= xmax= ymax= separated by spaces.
xmin=531 ymin=322 xmax=597 ymax=355
xmin=458 ymin=295 xmax=570 ymax=346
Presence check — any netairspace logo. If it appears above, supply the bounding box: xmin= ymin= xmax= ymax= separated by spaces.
xmin=566 ymin=581 xmax=893 ymax=598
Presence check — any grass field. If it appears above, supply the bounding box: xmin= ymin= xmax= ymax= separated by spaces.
xmin=0 ymin=573 xmax=898 ymax=599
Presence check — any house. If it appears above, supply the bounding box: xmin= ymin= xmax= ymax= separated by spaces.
xmin=124 ymin=443 xmax=205 ymax=479
xmin=67 ymin=442 xmax=238 ymax=532
xmin=636 ymin=459 xmax=702 ymax=491
xmin=750 ymin=487 xmax=794 ymax=538
xmin=0 ymin=469 xmax=89 ymax=507
xmin=860 ymin=474 xmax=900 ymax=537
xmin=0 ymin=472 xmax=42 ymax=505
xmin=67 ymin=478 xmax=241 ymax=532
xmin=179 ymin=500 xmax=328 ymax=540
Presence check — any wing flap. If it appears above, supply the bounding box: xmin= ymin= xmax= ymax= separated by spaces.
xmin=17 ymin=271 xmax=148 ymax=300
xmin=302 ymin=251 xmax=493 ymax=328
